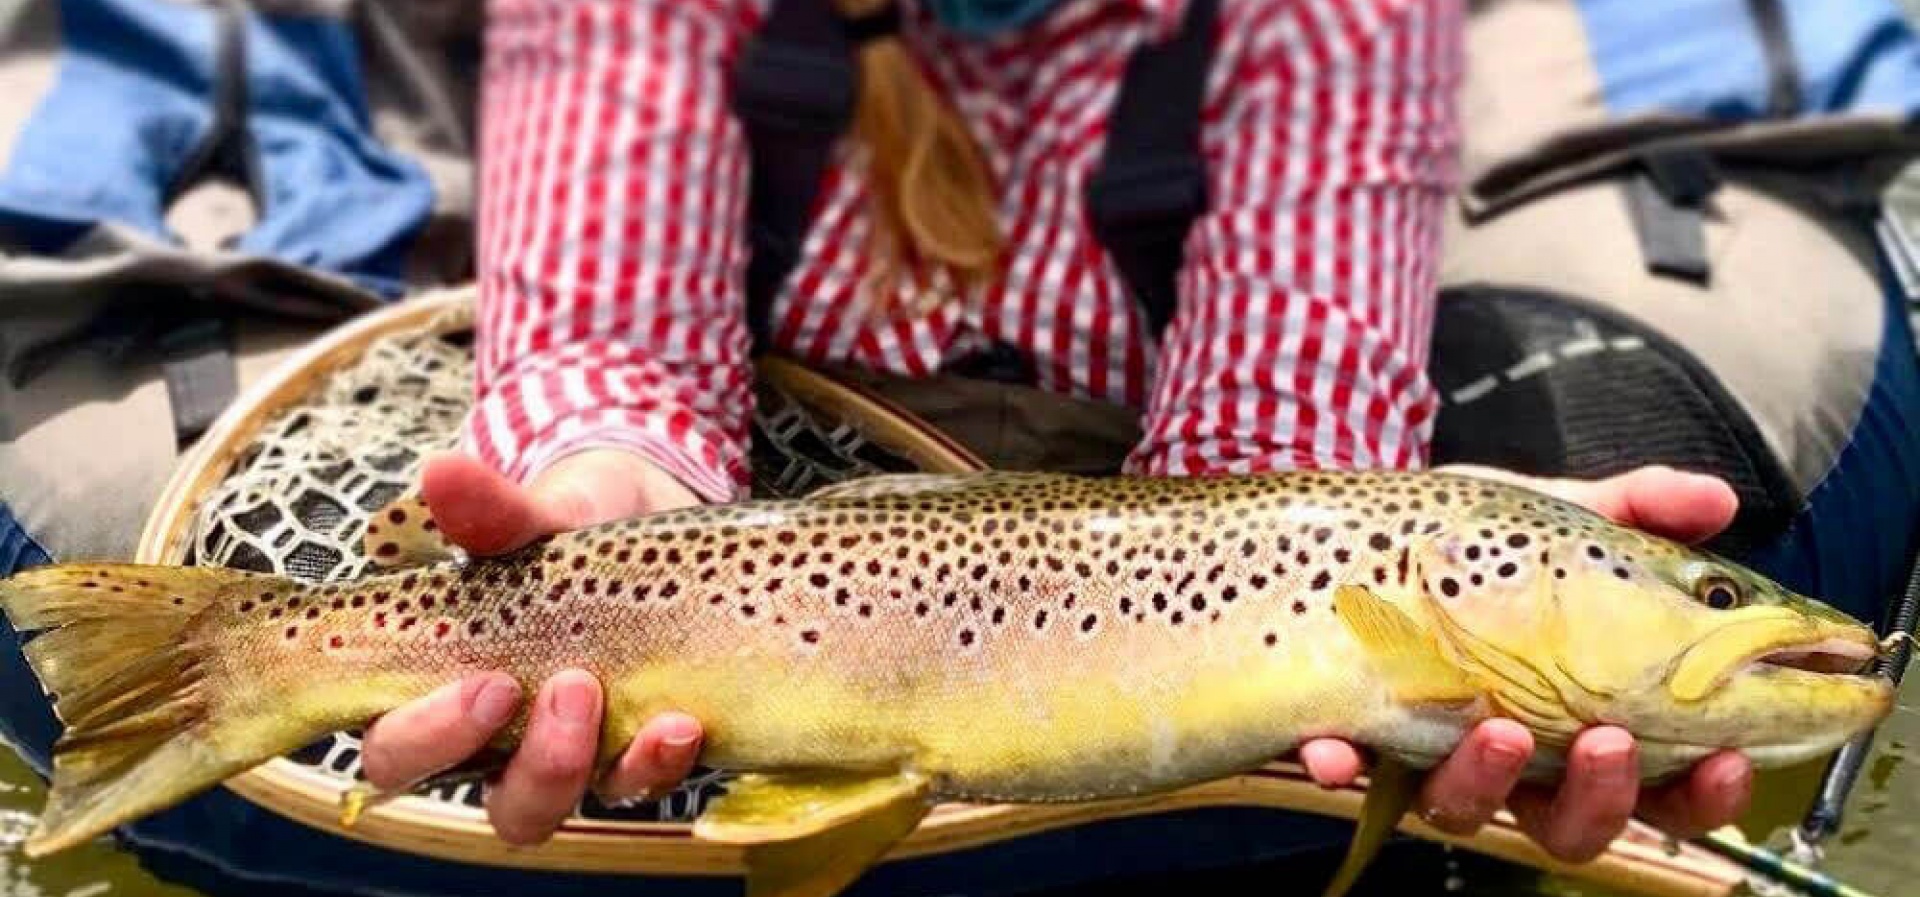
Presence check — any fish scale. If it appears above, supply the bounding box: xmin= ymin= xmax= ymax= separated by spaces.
xmin=0 ymin=470 xmax=1894 ymax=897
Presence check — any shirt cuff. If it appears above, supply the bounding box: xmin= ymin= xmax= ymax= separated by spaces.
xmin=462 ymin=366 xmax=750 ymax=505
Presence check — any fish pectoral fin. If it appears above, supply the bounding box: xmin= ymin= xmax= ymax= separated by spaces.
xmin=1333 ymin=585 xmax=1479 ymax=705
xmin=1322 ymin=757 xmax=1418 ymax=897
xmin=695 ymin=771 xmax=931 ymax=897
xmin=362 ymin=496 xmax=461 ymax=567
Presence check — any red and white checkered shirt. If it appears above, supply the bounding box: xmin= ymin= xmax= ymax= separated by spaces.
xmin=469 ymin=0 xmax=1463 ymax=501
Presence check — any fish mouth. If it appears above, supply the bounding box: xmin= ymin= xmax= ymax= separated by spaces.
xmin=1670 ymin=615 xmax=1885 ymax=702
xmin=1748 ymin=635 xmax=1880 ymax=676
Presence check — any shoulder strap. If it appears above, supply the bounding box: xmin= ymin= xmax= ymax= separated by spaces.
xmin=733 ymin=0 xmax=868 ymax=351
xmin=1085 ymin=0 xmax=1219 ymax=340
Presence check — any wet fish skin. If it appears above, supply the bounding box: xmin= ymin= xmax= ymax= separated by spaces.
xmin=0 ymin=470 xmax=1894 ymax=897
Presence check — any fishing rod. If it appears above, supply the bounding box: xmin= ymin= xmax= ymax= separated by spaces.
xmin=1797 ymin=543 xmax=1919 ymax=849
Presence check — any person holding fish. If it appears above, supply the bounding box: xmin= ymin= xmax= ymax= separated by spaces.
xmin=358 ymin=0 xmax=1756 ymax=874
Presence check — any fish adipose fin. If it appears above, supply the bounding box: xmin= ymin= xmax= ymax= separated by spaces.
xmin=1333 ymin=585 xmax=1478 ymax=705
xmin=0 ymin=563 xmax=288 ymax=856
xmin=695 ymin=770 xmax=932 ymax=897
xmin=1322 ymin=757 xmax=1418 ymax=897
xmin=362 ymin=496 xmax=460 ymax=568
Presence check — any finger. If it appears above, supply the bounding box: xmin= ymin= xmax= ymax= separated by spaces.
xmin=1300 ymin=738 xmax=1365 ymax=788
xmin=1435 ymin=464 xmax=1737 ymax=544
xmin=420 ymin=453 xmax=568 ymax=556
xmin=597 ymin=712 xmax=704 ymax=803
xmin=485 ymin=670 xmax=603 ymax=846
xmin=1519 ymin=727 xmax=1641 ymax=863
xmin=1414 ymin=719 xmax=1531 ymax=835
xmin=1636 ymin=751 xmax=1751 ymax=839
xmin=1590 ymin=467 xmax=1738 ymax=544
xmin=361 ymin=673 xmax=522 ymax=791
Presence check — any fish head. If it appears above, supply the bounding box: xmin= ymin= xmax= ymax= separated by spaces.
xmin=1408 ymin=500 xmax=1893 ymax=773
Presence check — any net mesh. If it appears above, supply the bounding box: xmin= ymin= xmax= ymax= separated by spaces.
xmin=180 ymin=300 xmax=926 ymax=824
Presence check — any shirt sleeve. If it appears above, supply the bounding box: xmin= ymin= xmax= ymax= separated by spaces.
xmin=464 ymin=0 xmax=759 ymax=502
xmin=1127 ymin=0 xmax=1464 ymax=477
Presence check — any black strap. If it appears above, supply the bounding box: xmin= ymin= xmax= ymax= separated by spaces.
xmin=1623 ymin=148 xmax=1720 ymax=284
xmin=734 ymin=0 xmax=861 ymax=351
xmin=1085 ymin=0 xmax=1219 ymax=339
xmin=157 ymin=316 xmax=238 ymax=446
xmin=1745 ymin=0 xmax=1803 ymax=118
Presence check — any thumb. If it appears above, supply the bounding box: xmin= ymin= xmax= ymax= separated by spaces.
xmin=419 ymin=453 xmax=571 ymax=556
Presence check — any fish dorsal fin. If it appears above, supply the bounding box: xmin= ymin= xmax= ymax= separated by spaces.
xmin=1333 ymin=585 xmax=1479 ymax=706
xmin=1321 ymin=758 xmax=1418 ymax=897
xmin=695 ymin=771 xmax=931 ymax=897
xmin=362 ymin=497 xmax=460 ymax=568
xmin=807 ymin=472 xmax=1049 ymax=502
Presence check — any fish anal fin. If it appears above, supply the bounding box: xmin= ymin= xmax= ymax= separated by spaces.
xmin=694 ymin=771 xmax=930 ymax=897
xmin=362 ymin=497 xmax=459 ymax=567
xmin=1322 ymin=758 xmax=1418 ymax=897
xmin=1333 ymin=585 xmax=1479 ymax=706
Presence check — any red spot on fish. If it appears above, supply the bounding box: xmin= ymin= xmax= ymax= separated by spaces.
xmin=376 ymin=542 xmax=399 ymax=558
xmin=328 ymin=635 xmax=345 ymax=649
xmin=434 ymin=621 xmax=451 ymax=639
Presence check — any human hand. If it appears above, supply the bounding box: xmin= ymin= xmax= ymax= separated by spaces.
xmin=1297 ymin=465 xmax=1753 ymax=862
xmin=359 ymin=449 xmax=709 ymax=845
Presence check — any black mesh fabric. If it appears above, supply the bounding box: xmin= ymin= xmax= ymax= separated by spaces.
xmin=1429 ymin=285 xmax=1802 ymax=557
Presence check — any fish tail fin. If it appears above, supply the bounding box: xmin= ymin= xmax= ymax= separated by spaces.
xmin=0 ymin=562 xmax=300 ymax=856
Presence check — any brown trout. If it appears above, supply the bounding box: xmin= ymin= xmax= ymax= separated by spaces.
xmin=0 ymin=470 xmax=1894 ymax=897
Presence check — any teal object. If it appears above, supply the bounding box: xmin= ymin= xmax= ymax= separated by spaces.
xmin=925 ymin=0 xmax=1067 ymax=37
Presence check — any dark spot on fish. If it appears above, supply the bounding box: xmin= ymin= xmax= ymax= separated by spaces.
xmin=959 ymin=629 xmax=977 ymax=647
xmin=571 ymin=556 xmax=587 ymax=571
xmin=1313 ymin=528 xmax=1332 ymax=544
xmin=1465 ymin=545 xmax=1482 ymax=561
xmin=1507 ymin=533 xmax=1530 ymax=549
xmin=1333 ymin=548 xmax=1351 ymax=564
xmin=801 ymin=629 xmax=821 ymax=644
xmin=1080 ymin=614 xmax=1098 ymax=633
xmin=376 ymin=543 xmax=399 ymax=558
xmin=284 ymin=626 xmax=298 ymax=640
xmin=1310 ymin=570 xmax=1331 ymax=591
xmin=1266 ymin=631 xmax=1281 ymax=645
xmin=1368 ymin=533 xmax=1392 ymax=552
xmin=1439 ymin=577 xmax=1460 ymax=598
xmin=1291 ymin=600 xmax=1307 ymax=615
xmin=1587 ymin=545 xmax=1605 ymax=560
xmin=388 ymin=508 xmax=407 ymax=525
xmin=1470 ymin=573 xmax=1484 ymax=587
xmin=1497 ymin=562 xmax=1518 ymax=578
xmin=1613 ymin=567 xmax=1630 ymax=580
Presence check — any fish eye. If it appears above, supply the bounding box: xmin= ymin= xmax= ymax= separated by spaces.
xmin=1698 ymin=577 xmax=1743 ymax=610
